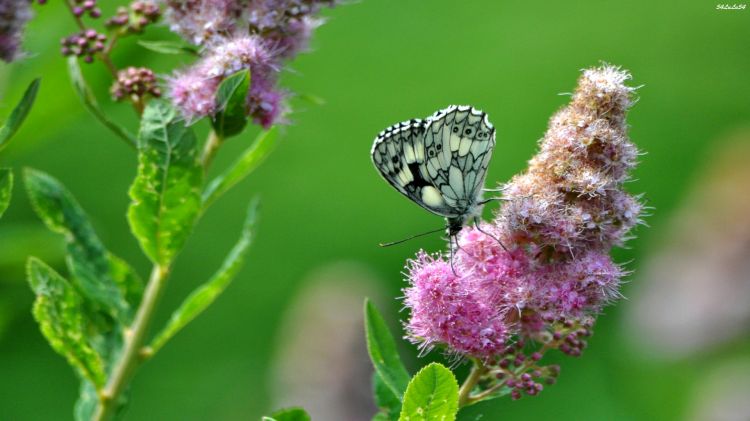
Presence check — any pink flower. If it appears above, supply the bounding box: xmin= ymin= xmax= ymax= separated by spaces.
xmin=167 ymin=65 xmax=220 ymax=122
xmin=163 ymin=1 xmax=339 ymax=126
xmin=403 ymin=252 xmax=510 ymax=359
xmin=528 ymin=251 xmax=624 ymax=319
xmin=401 ymin=65 xmax=643 ymax=364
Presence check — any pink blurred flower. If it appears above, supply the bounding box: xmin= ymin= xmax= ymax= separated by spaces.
xmin=163 ymin=0 xmax=339 ymax=126
xmin=167 ymin=65 xmax=221 ymax=122
xmin=0 ymin=0 xmax=33 ymax=62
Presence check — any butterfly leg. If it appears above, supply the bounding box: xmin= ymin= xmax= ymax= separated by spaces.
xmin=473 ymin=218 xmax=509 ymax=252
xmin=449 ymin=235 xmax=459 ymax=276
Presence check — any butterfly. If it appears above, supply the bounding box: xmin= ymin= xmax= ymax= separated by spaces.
xmin=371 ymin=105 xmax=498 ymax=243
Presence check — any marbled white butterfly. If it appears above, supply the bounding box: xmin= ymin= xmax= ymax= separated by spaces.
xmin=371 ymin=105 xmax=496 ymax=240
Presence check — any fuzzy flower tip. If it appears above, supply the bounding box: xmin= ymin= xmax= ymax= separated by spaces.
xmin=404 ymin=252 xmax=510 ymax=359
xmin=402 ymin=65 xmax=643 ymax=385
xmin=164 ymin=0 xmax=338 ymax=126
xmin=0 ymin=0 xmax=33 ymax=62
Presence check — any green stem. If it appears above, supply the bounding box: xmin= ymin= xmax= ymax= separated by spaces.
xmin=200 ymin=130 xmax=224 ymax=169
xmin=93 ymin=265 xmax=170 ymax=421
xmin=458 ymin=360 xmax=486 ymax=407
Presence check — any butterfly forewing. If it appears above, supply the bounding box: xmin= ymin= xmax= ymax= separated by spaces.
xmin=371 ymin=105 xmax=496 ymax=222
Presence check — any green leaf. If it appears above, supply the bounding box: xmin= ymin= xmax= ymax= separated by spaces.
xmin=211 ymin=70 xmax=251 ymax=138
xmin=399 ymin=363 xmax=459 ymax=421
xmin=137 ymin=40 xmax=198 ymax=56
xmin=0 ymin=168 xmax=12 ymax=219
xmin=128 ymin=100 xmax=203 ymax=266
xmin=373 ymin=413 xmax=391 ymax=421
xmin=263 ymin=407 xmax=311 ymax=421
xmin=74 ymin=380 xmax=98 ymax=421
xmin=0 ymin=78 xmax=40 ymax=151
xmin=149 ymin=198 xmax=259 ymax=354
xmin=27 ymin=257 xmax=107 ymax=387
xmin=24 ymin=168 xmax=141 ymax=323
xmin=297 ymin=93 xmax=326 ymax=106
xmin=68 ymin=57 xmax=137 ymax=149
xmin=373 ymin=371 xmax=402 ymax=421
xmin=202 ymin=127 xmax=279 ymax=208
xmin=364 ymin=298 xmax=411 ymax=400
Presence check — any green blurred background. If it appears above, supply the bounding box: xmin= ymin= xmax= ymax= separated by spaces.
xmin=1 ymin=0 xmax=749 ymax=420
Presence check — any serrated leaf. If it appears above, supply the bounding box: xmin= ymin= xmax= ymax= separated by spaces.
xmin=0 ymin=78 xmax=40 ymax=150
xmin=264 ymin=407 xmax=311 ymax=421
xmin=399 ymin=363 xmax=459 ymax=421
xmin=364 ymin=299 xmax=411 ymax=400
xmin=202 ymin=127 xmax=279 ymax=208
xmin=149 ymin=198 xmax=259 ymax=354
xmin=128 ymin=100 xmax=203 ymax=266
xmin=24 ymin=168 xmax=141 ymax=323
xmin=137 ymin=40 xmax=198 ymax=56
xmin=0 ymin=169 xmax=12 ymax=218
xmin=27 ymin=257 xmax=107 ymax=387
xmin=68 ymin=57 xmax=137 ymax=149
xmin=373 ymin=371 xmax=402 ymax=421
xmin=211 ymin=70 xmax=251 ymax=138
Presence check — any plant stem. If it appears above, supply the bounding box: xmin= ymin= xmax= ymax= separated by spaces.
xmin=458 ymin=360 xmax=486 ymax=407
xmin=93 ymin=265 xmax=171 ymax=421
xmin=200 ymin=130 xmax=224 ymax=169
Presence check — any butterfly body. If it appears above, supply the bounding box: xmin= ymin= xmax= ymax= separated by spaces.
xmin=371 ymin=105 xmax=496 ymax=236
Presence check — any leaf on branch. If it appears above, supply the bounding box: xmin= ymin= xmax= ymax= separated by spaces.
xmin=0 ymin=77 xmax=40 ymax=151
xmin=373 ymin=371 xmax=402 ymax=421
xmin=0 ymin=169 xmax=12 ymax=219
xmin=202 ymin=126 xmax=279 ymax=208
xmin=67 ymin=57 xmax=137 ymax=149
xmin=211 ymin=70 xmax=251 ymax=138
xmin=27 ymin=257 xmax=107 ymax=388
xmin=399 ymin=363 xmax=459 ymax=421
xmin=74 ymin=380 xmax=98 ymax=421
xmin=24 ymin=168 xmax=142 ymax=324
xmin=262 ymin=407 xmax=311 ymax=421
xmin=137 ymin=40 xmax=199 ymax=56
xmin=364 ymin=298 xmax=411 ymax=400
xmin=149 ymin=198 xmax=259 ymax=354
xmin=128 ymin=100 xmax=203 ymax=266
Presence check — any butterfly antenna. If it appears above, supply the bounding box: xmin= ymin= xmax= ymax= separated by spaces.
xmin=479 ymin=196 xmax=508 ymax=205
xmin=379 ymin=226 xmax=445 ymax=247
xmin=474 ymin=219 xmax=508 ymax=252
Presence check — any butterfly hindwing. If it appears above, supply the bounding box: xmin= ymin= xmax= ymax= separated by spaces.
xmin=422 ymin=105 xmax=496 ymax=213
xmin=371 ymin=105 xmax=496 ymax=221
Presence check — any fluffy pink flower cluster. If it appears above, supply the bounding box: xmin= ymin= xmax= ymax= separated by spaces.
xmin=403 ymin=65 xmax=642 ymax=361
xmin=165 ymin=0 xmax=337 ymax=127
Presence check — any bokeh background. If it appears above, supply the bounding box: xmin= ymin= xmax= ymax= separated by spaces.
xmin=1 ymin=1 xmax=749 ymax=420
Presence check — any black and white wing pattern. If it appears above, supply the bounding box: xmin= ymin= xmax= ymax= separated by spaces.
xmin=371 ymin=105 xmax=496 ymax=221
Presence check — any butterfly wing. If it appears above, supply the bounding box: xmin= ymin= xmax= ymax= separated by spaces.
xmin=422 ymin=105 xmax=496 ymax=215
xmin=371 ymin=119 xmax=456 ymax=217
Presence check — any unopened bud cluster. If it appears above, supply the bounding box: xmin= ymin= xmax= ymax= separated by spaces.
xmin=60 ymin=29 xmax=106 ymax=63
xmin=106 ymin=0 xmax=160 ymax=34
xmin=111 ymin=67 xmax=161 ymax=102
xmin=71 ymin=0 xmax=101 ymax=19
